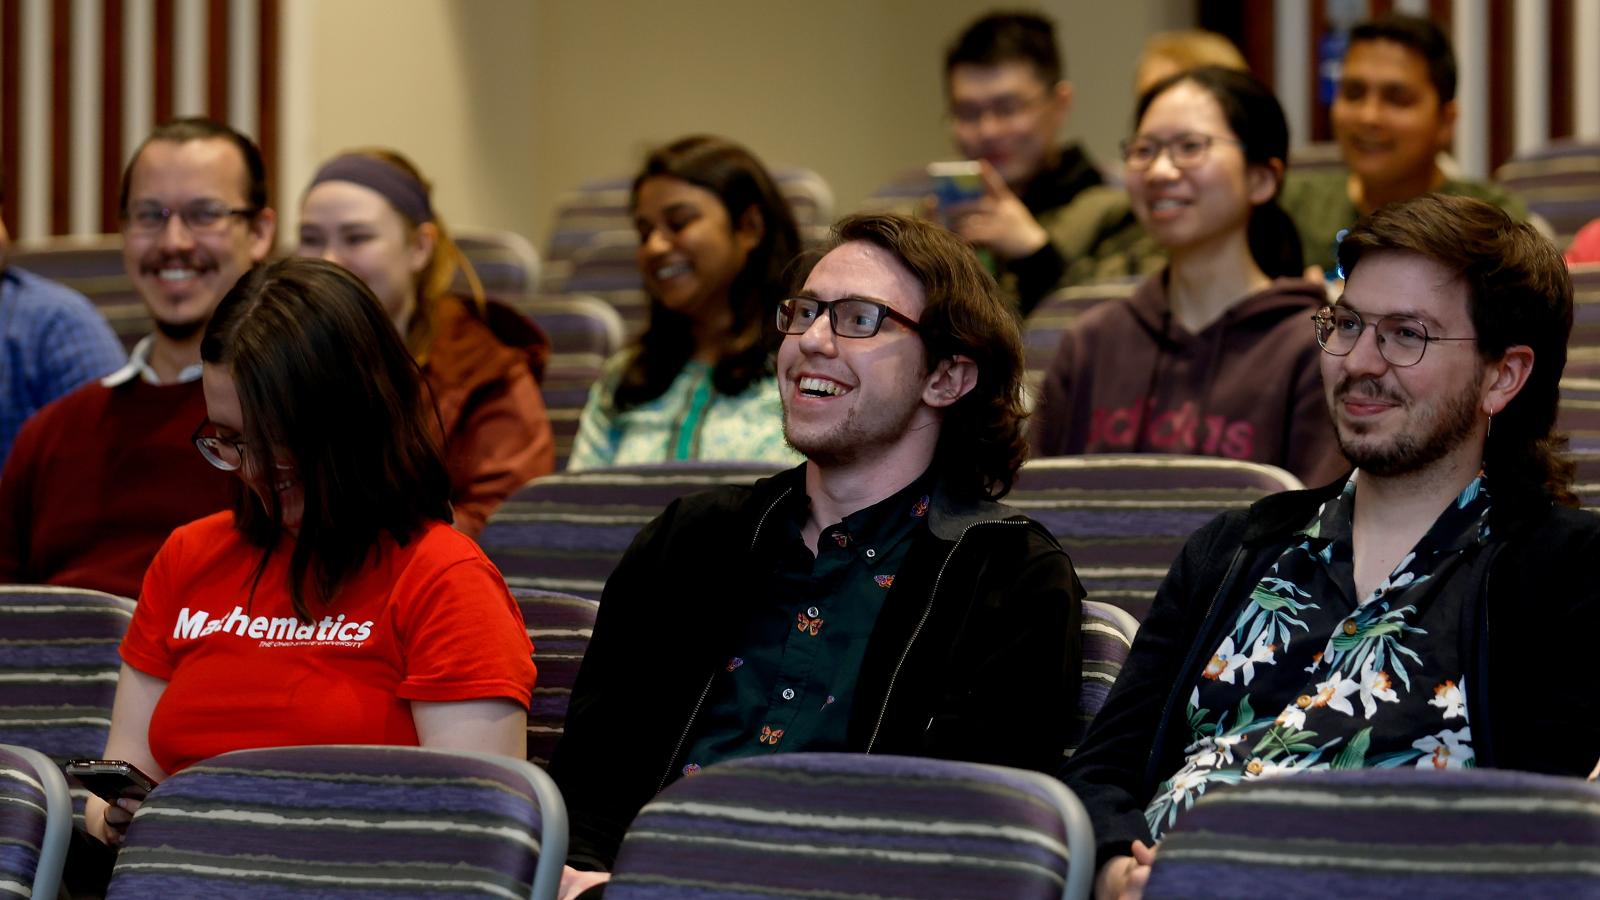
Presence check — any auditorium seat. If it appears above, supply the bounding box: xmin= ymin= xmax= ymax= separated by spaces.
xmin=105 ymin=744 xmax=567 ymax=900
xmin=0 ymin=743 xmax=71 ymax=900
xmin=606 ymin=752 xmax=1094 ymax=900
xmin=519 ymin=295 xmax=625 ymax=469
xmin=1495 ymin=140 xmax=1600 ymax=248
xmin=1143 ymin=768 xmax=1600 ymax=900
xmin=1072 ymin=600 xmax=1138 ymax=757
xmin=453 ymin=225 xmax=542 ymax=299
xmin=7 ymin=235 xmax=148 ymax=350
xmin=511 ymin=587 xmax=598 ymax=767
xmin=478 ymin=463 xmax=785 ymax=597
xmin=0 ymin=586 xmax=136 ymax=820
xmin=1559 ymin=377 xmax=1600 ymax=453
xmin=1011 ymin=456 xmax=1303 ymax=621
xmin=559 ymin=236 xmax=650 ymax=340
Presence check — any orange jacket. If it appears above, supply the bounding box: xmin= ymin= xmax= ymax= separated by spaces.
xmin=423 ymin=296 xmax=555 ymax=536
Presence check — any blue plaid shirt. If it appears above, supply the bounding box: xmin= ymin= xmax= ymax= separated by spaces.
xmin=0 ymin=266 xmax=125 ymax=465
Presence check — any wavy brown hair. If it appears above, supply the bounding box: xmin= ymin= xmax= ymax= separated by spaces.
xmin=201 ymin=257 xmax=453 ymax=621
xmin=1337 ymin=194 xmax=1576 ymax=507
xmin=831 ymin=213 xmax=1029 ymax=500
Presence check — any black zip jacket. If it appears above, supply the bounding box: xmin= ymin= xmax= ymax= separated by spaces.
xmin=1059 ymin=477 xmax=1600 ymax=868
xmin=549 ymin=464 xmax=1085 ymax=870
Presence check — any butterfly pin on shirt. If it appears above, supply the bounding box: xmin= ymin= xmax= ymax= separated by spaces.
xmin=759 ymin=725 xmax=785 ymax=745
xmin=797 ymin=611 xmax=824 ymax=635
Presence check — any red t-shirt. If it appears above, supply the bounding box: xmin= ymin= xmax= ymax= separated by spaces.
xmin=121 ymin=511 xmax=537 ymax=774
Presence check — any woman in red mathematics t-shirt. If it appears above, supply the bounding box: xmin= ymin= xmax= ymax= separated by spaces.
xmin=86 ymin=257 xmax=538 ymax=847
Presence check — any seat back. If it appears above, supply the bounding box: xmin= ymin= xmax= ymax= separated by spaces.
xmin=1069 ymin=601 xmax=1138 ymax=757
xmin=1494 ymin=140 xmax=1600 ymax=247
xmin=0 ymin=743 xmax=72 ymax=900
xmin=479 ymin=463 xmax=785 ymax=598
xmin=1023 ymin=282 xmax=1139 ymax=404
xmin=106 ymin=744 xmax=568 ymax=900
xmin=1010 ymin=456 xmax=1303 ymax=621
xmin=511 ymin=588 xmax=599 ymax=767
xmin=1560 ymin=378 xmax=1600 ymax=452
xmin=7 ymin=236 xmax=148 ymax=350
xmin=0 ymin=586 xmax=135 ymax=766
xmin=1144 ymin=768 xmax=1600 ymax=900
xmin=560 ymin=236 xmax=649 ymax=341
xmin=453 ymin=226 xmax=542 ymax=299
xmin=607 ymin=752 xmax=1094 ymax=900
xmin=518 ymin=295 xmax=626 ymax=469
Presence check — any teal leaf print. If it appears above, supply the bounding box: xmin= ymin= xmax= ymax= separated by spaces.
xmin=1332 ymin=727 xmax=1373 ymax=769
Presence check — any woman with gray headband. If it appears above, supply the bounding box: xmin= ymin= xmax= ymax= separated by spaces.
xmin=298 ymin=149 xmax=555 ymax=535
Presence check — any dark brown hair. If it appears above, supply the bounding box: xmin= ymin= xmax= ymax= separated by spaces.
xmin=200 ymin=257 xmax=453 ymax=621
xmin=945 ymin=11 xmax=1063 ymax=85
xmin=616 ymin=135 xmax=800 ymax=411
xmin=831 ymin=213 xmax=1029 ymax=500
xmin=1337 ymin=194 xmax=1575 ymax=506
xmin=119 ymin=117 xmax=268 ymax=217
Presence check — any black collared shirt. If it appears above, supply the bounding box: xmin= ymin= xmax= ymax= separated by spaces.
xmin=676 ymin=469 xmax=937 ymax=775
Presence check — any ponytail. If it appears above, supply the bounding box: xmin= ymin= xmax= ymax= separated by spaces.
xmin=1247 ymin=198 xmax=1304 ymax=280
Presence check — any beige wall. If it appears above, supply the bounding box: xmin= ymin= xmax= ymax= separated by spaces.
xmin=286 ymin=0 xmax=1192 ymax=253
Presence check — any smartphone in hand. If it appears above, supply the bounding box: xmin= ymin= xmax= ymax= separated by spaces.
xmin=927 ymin=161 xmax=985 ymax=209
xmin=65 ymin=759 xmax=159 ymax=803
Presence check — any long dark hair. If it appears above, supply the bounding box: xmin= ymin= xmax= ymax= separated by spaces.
xmin=200 ymin=257 xmax=453 ymax=621
xmin=615 ymin=135 xmax=801 ymax=411
xmin=1135 ymin=65 xmax=1304 ymax=279
xmin=1338 ymin=194 xmax=1576 ymax=508
xmin=832 ymin=213 xmax=1029 ymax=501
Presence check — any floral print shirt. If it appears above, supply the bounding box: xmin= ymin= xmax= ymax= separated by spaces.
xmin=1146 ymin=473 xmax=1491 ymax=838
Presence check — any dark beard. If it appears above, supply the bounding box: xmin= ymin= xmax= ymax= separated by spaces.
xmin=1335 ymin=377 xmax=1481 ymax=477
xmin=154 ymin=316 xmax=208 ymax=341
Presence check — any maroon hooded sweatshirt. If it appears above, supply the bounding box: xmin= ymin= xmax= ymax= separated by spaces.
xmin=1030 ymin=271 xmax=1348 ymax=486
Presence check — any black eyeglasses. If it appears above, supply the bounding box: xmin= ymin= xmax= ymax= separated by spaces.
xmin=1312 ymin=305 xmax=1476 ymax=368
xmin=124 ymin=200 xmax=255 ymax=235
xmin=776 ymin=296 xmax=921 ymax=339
xmin=192 ymin=419 xmax=247 ymax=471
xmin=1120 ymin=132 xmax=1244 ymax=171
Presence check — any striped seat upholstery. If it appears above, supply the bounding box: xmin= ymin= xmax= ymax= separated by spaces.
xmin=454 ymin=226 xmax=542 ymax=299
xmin=1070 ymin=601 xmax=1138 ymax=758
xmin=518 ymin=295 xmax=625 ymax=470
xmin=0 ymin=587 xmax=135 ymax=769
xmin=1010 ymin=456 xmax=1303 ymax=621
xmin=560 ymin=237 xmax=650 ymax=341
xmin=106 ymin=745 xmax=568 ymax=900
xmin=479 ymin=463 xmax=785 ymax=598
xmin=1573 ymin=449 xmax=1600 ymax=510
xmin=1023 ymin=282 xmax=1139 ymax=405
xmin=7 ymin=235 xmax=148 ymax=350
xmin=511 ymin=588 xmax=598 ymax=767
xmin=1494 ymin=140 xmax=1600 ymax=248
xmin=607 ymin=753 xmax=1095 ymax=900
xmin=1143 ymin=768 xmax=1600 ymax=900
xmin=0 ymin=744 xmax=72 ymax=900
xmin=1560 ymin=378 xmax=1600 ymax=453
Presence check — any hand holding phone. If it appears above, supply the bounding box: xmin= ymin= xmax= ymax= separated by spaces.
xmin=65 ymin=758 xmax=159 ymax=803
xmin=927 ymin=161 xmax=986 ymax=210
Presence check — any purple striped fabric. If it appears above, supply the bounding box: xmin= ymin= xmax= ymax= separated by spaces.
xmin=1144 ymin=768 xmax=1600 ymax=900
xmin=0 ymin=745 xmax=52 ymax=898
xmin=511 ymin=587 xmax=598 ymax=767
xmin=608 ymin=753 xmax=1082 ymax=900
xmin=1071 ymin=601 xmax=1136 ymax=756
xmin=1493 ymin=140 xmax=1600 ymax=246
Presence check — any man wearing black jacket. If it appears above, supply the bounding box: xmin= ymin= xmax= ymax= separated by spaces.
xmin=552 ymin=213 xmax=1083 ymax=898
xmin=1067 ymin=194 xmax=1600 ymax=900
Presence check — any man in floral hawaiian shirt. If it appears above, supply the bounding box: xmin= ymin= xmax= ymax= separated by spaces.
xmin=1065 ymin=194 xmax=1600 ymax=900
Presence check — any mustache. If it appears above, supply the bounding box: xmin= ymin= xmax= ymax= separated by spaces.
xmin=1334 ymin=376 xmax=1404 ymax=405
xmin=139 ymin=252 xmax=212 ymax=273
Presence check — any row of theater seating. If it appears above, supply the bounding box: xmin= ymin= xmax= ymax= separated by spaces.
xmin=5 ymin=738 xmax=1598 ymax=898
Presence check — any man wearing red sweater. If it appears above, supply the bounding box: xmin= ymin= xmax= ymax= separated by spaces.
xmin=0 ymin=119 xmax=275 ymax=598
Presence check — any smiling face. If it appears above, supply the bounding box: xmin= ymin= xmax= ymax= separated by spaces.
xmin=297 ymin=180 xmax=430 ymax=333
xmin=632 ymin=176 xmax=759 ymax=325
xmin=778 ymin=241 xmax=938 ymax=468
xmin=1125 ymin=81 xmax=1273 ymax=255
xmin=947 ymin=61 xmax=1070 ymax=189
xmin=1321 ymin=252 xmax=1490 ymax=477
xmin=1331 ymin=39 xmax=1454 ymax=189
xmin=121 ymin=138 xmax=275 ymax=340
xmin=201 ymin=363 xmax=304 ymax=528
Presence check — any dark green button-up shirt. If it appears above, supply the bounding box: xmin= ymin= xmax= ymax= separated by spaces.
xmin=676 ymin=469 xmax=936 ymax=775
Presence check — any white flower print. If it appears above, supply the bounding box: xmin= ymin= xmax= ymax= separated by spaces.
xmin=1356 ymin=656 xmax=1400 ymax=719
xmin=1429 ymin=677 xmax=1467 ymax=720
xmin=1413 ymin=727 xmax=1474 ymax=769
xmin=1311 ymin=671 xmax=1360 ymax=716
xmin=1192 ymin=733 xmax=1247 ymax=769
xmin=1226 ymin=635 xmax=1279 ymax=685
xmin=1274 ymin=706 xmax=1306 ymax=731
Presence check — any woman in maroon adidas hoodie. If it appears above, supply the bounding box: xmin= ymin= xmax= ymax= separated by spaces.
xmin=1032 ymin=67 xmax=1347 ymax=486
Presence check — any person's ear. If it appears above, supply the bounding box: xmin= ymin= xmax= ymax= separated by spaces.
xmin=1482 ymin=344 xmax=1534 ymax=417
xmin=246 ymin=207 xmax=277 ymax=262
xmin=408 ymin=222 xmax=439 ymax=277
xmin=1246 ymin=158 xmax=1284 ymax=207
xmin=735 ymin=205 xmax=765 ymax=254
xmin=923 ymin=354 xmax=978 ymax=409
xmin=1435 ymin=99 xmax=1459 ymax=151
